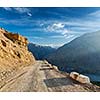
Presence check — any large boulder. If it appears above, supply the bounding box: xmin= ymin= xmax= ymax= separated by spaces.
xmin=70 ymin=72 xmax=79 ymax=80
xmin=76 ymin=74 xmax=90 ymax=84
xmin=70 ymin=72 xmax=90 ymax=84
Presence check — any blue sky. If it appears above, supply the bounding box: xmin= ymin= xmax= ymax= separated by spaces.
xmin=0 ymin=7 xmax=100 ymax=47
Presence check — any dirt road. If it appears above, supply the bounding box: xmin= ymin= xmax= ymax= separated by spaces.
xmin=0 ymin=61 xmax=100 ymax=92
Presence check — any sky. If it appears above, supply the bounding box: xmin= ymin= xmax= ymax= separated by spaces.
xmin=0 ymin=7 xmax=100 ymax=47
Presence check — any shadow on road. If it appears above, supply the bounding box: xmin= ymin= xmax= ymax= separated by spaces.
xmin=40 ymin=68 xmax=54 ymax=70
xmin=44 ymin=77 xmax=74 ymax=87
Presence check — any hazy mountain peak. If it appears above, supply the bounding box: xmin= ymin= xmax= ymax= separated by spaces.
xmin=28 ymin=43 xmax=56 ymax=60
xmin=46 ymin=30 xmax=100 ymax=82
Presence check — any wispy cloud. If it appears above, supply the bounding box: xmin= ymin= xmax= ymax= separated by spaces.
xmin=44 ymin=22 xmax=70 ymax=37
xmin=46 ymin=23 xmax=65 ymax=32
xmin=3 ymin=7 xmax=32 ymax=17
xmin=49 ymin=35 xmax=65 ymax=38
xmin=13 ymin=8 xmax=30 ymax=13
xmin=27 ymin=12 xmax=32 ymax=16
xmin=26 ymin=36 xmax=44 ymax=40
xmin=3 ymin=7 xmax=12 ymax=11
xmin=88 ymin=10 xmax=100 ymax=18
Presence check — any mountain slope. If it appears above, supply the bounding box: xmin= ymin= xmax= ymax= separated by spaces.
xmin=46 ymin=31 xmax=100 ymax=81
xmin=0 ymin=28 xmax=35 ymax=88
xmin=28 ymin=43 xmax=56 ymax=60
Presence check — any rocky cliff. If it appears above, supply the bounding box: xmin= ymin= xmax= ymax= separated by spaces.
xmin=0 ymin=28 xmax=35 ymax=88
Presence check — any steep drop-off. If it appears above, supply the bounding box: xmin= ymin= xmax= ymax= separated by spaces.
xmin=46 ymin=31 xmax=100 ymax=81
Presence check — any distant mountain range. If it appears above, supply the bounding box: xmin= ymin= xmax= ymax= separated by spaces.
xmin=28 ymin=43 xmax=56 ymax=60
xmin=46 ymin=31 xmax=100 ymax=79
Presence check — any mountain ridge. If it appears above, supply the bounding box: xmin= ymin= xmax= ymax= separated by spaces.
xmin=28 ymin=43 xmax=56 ymax=60
xmin=46 ymin=30 xmax=100 ymax=82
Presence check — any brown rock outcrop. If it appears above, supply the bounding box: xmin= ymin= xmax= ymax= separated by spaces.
xmin=0 ymin=28 xmax=35 ymax=88
xmin=3 ymin=30 xmax=28 ymax=46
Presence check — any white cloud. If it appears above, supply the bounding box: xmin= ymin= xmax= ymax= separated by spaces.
xmin=40 ymin=23 xmax=44 ymax=27
xmin=40 ymin=43 xmax=64 ymax=48
xmin=26 ymin=36 xmax=44 ymax=40
xmin=88 ymin=10 xmax=100 ymax=18
xmin=49 ymin=35 xmax=65 ymax=38
xmin=27 ymin=12 xmax=32 ymax=16
xmin=46 ymin=22 xmax=65 ymax=32
xmin=43 ymin=22 xmax=81 ymax=39
xmin=45 ymin=22 xmax=70 ymax=38
xmin=61 ymin=29 xmax=68 ymax=35
xmin=13 ymin=7 xmax=30 ymax=13
xmin=53 ymin=23 xmax=65 ymax=28
xmin=3 ymin=7 xmax=12 ymax=11
xmin=3 ymin=7 xmax=32 ymax=16
xmin=65 ymin=35 xmax=75 ymax=39
xmin=61 ymin=29 xmax=69 ymax=37
xmin=64 ymin=35 xmax=78 ymax=43
xmin=63 ymin=34 xmax=67 ymax=37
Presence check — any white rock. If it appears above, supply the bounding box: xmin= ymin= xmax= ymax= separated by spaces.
xmin=46 ymin=63 xmax=52 ymax=68
xmin=70 ymin=72 xmax=79 ymax=80
xmin=44 ymin=60 xmax=48 ymax=64
xmin=76 ymin=74 xmax=90 ymax=84
xmin=53 ymin=65 xmax=59 ymax=71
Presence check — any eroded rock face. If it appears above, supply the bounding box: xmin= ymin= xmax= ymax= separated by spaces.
xmin=3 ymin=31 xmax=28 ymax=46
xmin=0 ymin=28 xmax=35 ymax=87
